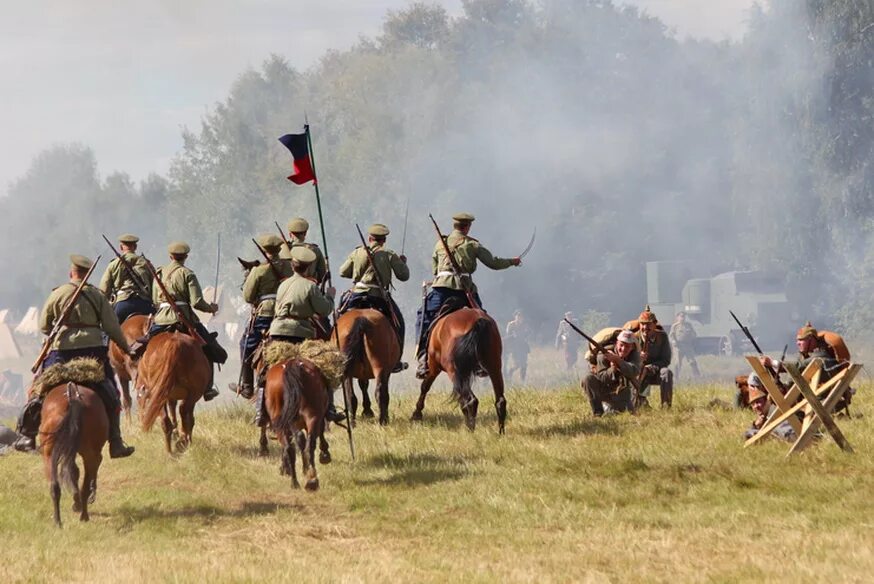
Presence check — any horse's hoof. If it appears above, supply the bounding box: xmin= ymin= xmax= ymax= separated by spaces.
xmin=361 ymin=409 xmax=375 ymax=419
xmin=410 ymin=411 xmax=423 ymax=422
xmin=72 ymin=499 xmax=82 ymax=513
xmin=291 ymin=481 xmax=301 ymax=490
xmin=379 ymin=416 xmax=389 ymax=426
xmin=80 ymin=513 xmax=90 ymax=522
xmin=259 ymin=447 xmax=269 ymax=458
xmin=305 ymin=478 xmax=320 ymax=492
xmin=319 ymin=452 xmax=332 ymax=464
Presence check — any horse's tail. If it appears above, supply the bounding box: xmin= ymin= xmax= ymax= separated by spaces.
xmin=276 ymin=361 xmax=304 ymax=432
xmin=342 ymin=316 xmax=371 ymax=378
xmin=451 ymin=317 xmax=492 ymax=399
xmin=141 ymin=336 xmax=182 ymax=432
xmin=51 ymin=383 xmax=83 ymax=494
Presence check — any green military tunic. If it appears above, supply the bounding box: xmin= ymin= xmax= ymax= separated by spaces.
xmin=151 ymin=260 xmax=213 ymax=326
xmin=269 ymin=273 xmax=334 ymax=339
xmin=592 ymin=349 xmax=642 ymax=392
xmin=669 ymin=320 xmax=696 ymax=348
xmin=431 ymin=230 xmax=515 ymax=293
xmin=41 ymin=279 xmax=129 ymax=351
xmin=243 ymin=258 xmax=294 ymax=317
xmin=639 ymin=328 xmax=672 ymax=370
xmin=339 ymin=243 xmax=409 ymax=299
xmin=279 ymin=238 xmax=327 ymax=282
xmin=99 ymin=252 xmax=152 ymax=302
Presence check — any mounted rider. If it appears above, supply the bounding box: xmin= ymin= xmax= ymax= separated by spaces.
xmin=14 ymin=254 xmax=136 ymax=457
xmin=279 ymin=217 xmax=327 ymax=282
xmin=338 ymin=223 xmax=409 ymax=372
xmin=144 ymin=241 xmax=228 ymax=401
xmin=265 ymin=245 xmax=344 ymax=423
xmin=98 ymin=233 xmax=155 ymax=323
xmin=230 ymin=234 xmax=292 ymax=399
xmin=414 ymin=212 xmax=521 ymax=378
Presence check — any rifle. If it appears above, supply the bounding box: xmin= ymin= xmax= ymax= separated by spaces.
xmin=101 ymin=235 xmax=150 ymax=299
xmin=562 ymin=318 xmax=641 ymax=392
xmin=428 ymin=214 xmax=477 ymax=308
xmin=729 ymin=311 xmax=764 ymax=355
xmin=141 ymin=255 xmax=206 ymax=345
xmin=252 ymin=238 xmax=285 ymax=282
xmin=354 ymin=224 xmax=401 ymax=331
xmin=31 ymin=256 xmax=102 ymax=373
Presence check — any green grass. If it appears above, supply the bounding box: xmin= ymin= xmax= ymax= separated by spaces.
xmin=2 ymin=378 xmax=874 ymax=583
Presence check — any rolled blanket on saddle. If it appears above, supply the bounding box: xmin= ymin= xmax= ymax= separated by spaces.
xmin=30 ymin=358 xmax=104 ymax=397
xmin=263 ymin=340 xmax=345 ymax=389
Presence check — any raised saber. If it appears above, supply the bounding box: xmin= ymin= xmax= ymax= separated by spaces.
xmin=518 ymin=228 xmax=536 ymax=259
xmin=401 ymin=198 xmax=410 ymax=256
xmin=212 ymin=233 xmax=221 ymax=305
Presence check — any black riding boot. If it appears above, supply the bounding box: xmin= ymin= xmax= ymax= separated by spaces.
xmin=254 ymin=387 xmax=267 ymax=426
xmin=108 ymin=407 xmax=135 ymax=459
xmin=204 ymin=365 xmax=219 ymax=402
xmin=326 ymin=389 xmax=346 ymax=423
xmin=229 ymin=365 xmax=254 ymax=399
xmin=13 ymin=395 xmax=43 ymax=452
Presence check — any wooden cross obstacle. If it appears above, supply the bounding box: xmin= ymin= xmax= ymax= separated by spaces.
xmin=744 ymin=355 xmax=861 ymax=456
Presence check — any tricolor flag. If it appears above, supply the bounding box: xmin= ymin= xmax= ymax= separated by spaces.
xmin=278 ymin=131 xmax=316 ymax=185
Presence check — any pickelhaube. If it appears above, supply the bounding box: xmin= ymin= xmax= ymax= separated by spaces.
xmin=638 ymin=304 xmax=656 ymax=324
xmin=796 ymin=321 xmax=817 ymax=340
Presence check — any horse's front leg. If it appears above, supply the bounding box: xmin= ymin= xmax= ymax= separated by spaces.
xmin=376 ymin=370 xmax=390 ymax=426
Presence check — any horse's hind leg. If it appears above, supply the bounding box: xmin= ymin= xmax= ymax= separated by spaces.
xmin=303 ymin=419 xmax=320 ymax=491
xmin=376 ymin=371 xmax=390 ymax=426
xmin=87 ymin=452 xmax=101 ymax=504
xmin=161 ymin=407 xmax=174 ymax=454
xmin=454 ymin=375 xmax=479 ymax=432
xmin=280 ymin=431 xmax=299 ymax=489
xmin=119 ymin=373 xmax=132 ymax=423
xmin=177 ymin=401 xmax=195 ymax=453
xmin=359 ymin=379 xmax=374 ymax=419
xmin=318 ymin=418 xmax=331 ymax=464
xmin=71 ymin=463 xmax=82 ymax=513
xmin=259 ymin=425 xmax=269 ymax=457
xmin=411 ymin=374 xmax=438 ymax=422
xmin=79 ymin=453 xmax=100 ymax=522
xmin=487 ymin=356 xmax=507 ymax=434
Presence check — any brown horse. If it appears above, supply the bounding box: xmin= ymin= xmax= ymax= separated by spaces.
xmin=40 ymin=382 xmax=108 ymax=527
xmin=136 ymin=332 xmax=211 ymax=454
xmin=109 ymin=314 xmax=151 ymax=419
xmin=411 ymin=307 xmax=507 ymax=433
xmin=333 ymin=309 xmax=400 ymax=425
xmin=263 ymin=358 xmax=331 ymax=490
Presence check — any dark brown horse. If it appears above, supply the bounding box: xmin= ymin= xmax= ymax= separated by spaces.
xmin=109 ymin=314 xmax=150 ymax=419
xmin=40 ymin=382 xmax=108 ymax=527
xmin=333 ymin=309 xmax=400 ymax=425
xmin=263 ymin=358 xmax=331 ymax=490
xmin=136 ymin=332 xmax=211 ymax=454
xmin=411 ymin=307 xmax=507 ymax=433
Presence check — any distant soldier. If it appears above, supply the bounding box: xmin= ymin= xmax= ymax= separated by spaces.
xmin=582 ymin=329 xmax=641 ymax=416
xmin=414 ymin=213 xmax=521 ymax=378
xmin=14 ymin=255 xmax=135 ymax=457
xmin=555 ymin=311 xmax=581 ymax=369
xmin=229 ymin=234 xmax=292 ymax=400
xmin=669 ymin=311 xmax=700 ymax=379
xmin=338 ymin=223 xmax=409 ymax=372
xmin=743 ymin=373 xmax=797 ymax=441
xmin=636 ymin=306 xmax=673 ymax=408
xmin=504 ymin=310 xmax=531 ymax=381
xmin=99 ymin=233 xmax=154 ymax=322
xmin=266 ymin=246 xmax=343 ymax=423
xmin=279 ymin=217 xmax=327 ymax=283
xmin=145 ymin=242 xmax=228 ymax=401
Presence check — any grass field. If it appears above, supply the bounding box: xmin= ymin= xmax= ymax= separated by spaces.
xmin=2 ymin=366 xmax=874 ymax=583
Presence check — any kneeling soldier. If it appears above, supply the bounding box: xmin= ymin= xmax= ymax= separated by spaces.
xmin=582 ymin=329 xmax=641 ymax=416
xmin=15 ymin=255 xmax=136 ymax=457
xmin=637 ymin=306 xmax=673 ymax=408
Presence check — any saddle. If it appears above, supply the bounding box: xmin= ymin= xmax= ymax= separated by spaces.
xmin=432 ymin=296 xmax=467 ymax=328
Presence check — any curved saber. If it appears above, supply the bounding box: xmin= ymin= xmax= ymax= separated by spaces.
xmin=518 ymin=228 xmax=536 ymax=258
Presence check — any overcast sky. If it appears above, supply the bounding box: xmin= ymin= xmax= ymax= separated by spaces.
xmin=0 ymin=0 xmax=760 ymax=196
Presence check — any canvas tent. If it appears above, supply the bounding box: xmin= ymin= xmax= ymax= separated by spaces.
xmin=15 ymin=307 xmax=40 ymax=336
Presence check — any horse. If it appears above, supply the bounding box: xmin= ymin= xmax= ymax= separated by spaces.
xmin=109 ymin=314 xmax=151 ymax=420
xmin=333 ymin=309 xmax=400 ymax=425
xmin=40 ymin=382 xmax=108 ymax=527
xmin=136 ymin=331 xmax=211 ymax=454
xmin=411 ymin=307 xmax=507 ymax=433
xmin=263 ymin=358 xmax=331 ymax=490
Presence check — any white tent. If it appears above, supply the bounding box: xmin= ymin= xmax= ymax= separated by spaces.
xmin=14 ymin=307 xmax=40 ymax=336
xmin=0 ymin=323 xmax=22 ymax=359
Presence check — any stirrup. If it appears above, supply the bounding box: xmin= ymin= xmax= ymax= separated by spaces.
xmin=392 ymin=362 xmax=409 ymax=374
xmin=109 ymin=441 xmax=135 ymax=459
xmin=13 ymin=435 xmax=36 ymax=453
xmin=203 ymin=385 xmax=219 ymax=402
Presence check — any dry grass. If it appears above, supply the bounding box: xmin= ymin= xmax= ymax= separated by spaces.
xmin=2 ymin=371 xmax=874 ymax=583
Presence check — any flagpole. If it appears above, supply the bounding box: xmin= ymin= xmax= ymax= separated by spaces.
xmin=305 ymin=123 xmax=329 ymax=263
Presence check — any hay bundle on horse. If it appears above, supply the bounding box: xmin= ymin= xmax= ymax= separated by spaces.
xmin=260 ymin=340 xmax=343 ymax=490
xmin=334 ymin=308 xmax=400 ymax=425
xmin=411 ymin=306 xmax=507 ymax=433
xmin=136 ymin=331 xmax=211 ymax=454
xmin=33 ymin=358 xmax=109 ymax=527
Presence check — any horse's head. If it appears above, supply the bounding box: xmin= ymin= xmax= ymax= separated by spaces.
xmin=135 ymin=383 xmax=151 ymax=420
